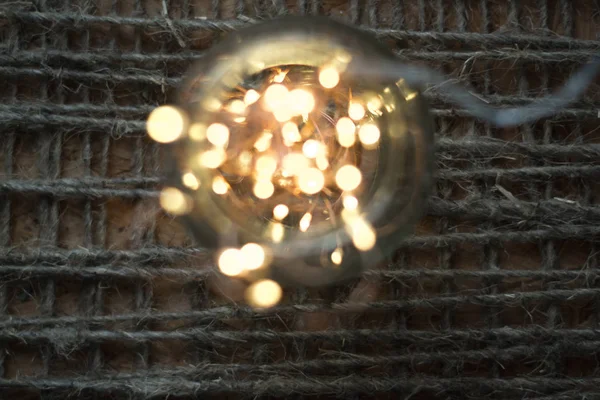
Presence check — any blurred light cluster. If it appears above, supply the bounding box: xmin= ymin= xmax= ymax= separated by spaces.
xmin=146 ymin=17 xmax=432 ymax=308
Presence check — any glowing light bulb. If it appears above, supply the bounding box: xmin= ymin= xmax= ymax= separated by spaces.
xmin=316 ymin=154 xmax=329 ymax=171
xmin=253 ymin=179 xmax=275 ymax=199
xmin=240 ymin=243 xmax=266 ymax=270
xmin=282 ymin=153 xmax=310 ymax=176
xmin=319 ymin=67 xmax=340 ymax=89
xmin=288 ymin=89 xmax=315 ymax=115
xmin=246 ymin=279 xmax=282 ymax=308
xmin=263 ymin=84 xmax=288 ymax=111
xmin=212 ymin=176 xmax=229 ymax=195
xmin=254 ymin=131 xmax=273 ymax=152
xmin=348 ymin=102 xmax=366 ymax=121
xmin=218 ymin=248 xmax=244 ymax=276
xmin=331 ymin=248 xmax=343 ymax=265
xmin=273 ymin=204 xmax=289 ymax=220
xmin=256 ymin=154 xmax=278 ymax=178
xmin=227 ymin=99 xmax=246 ymax=114
xmin=336 ymin=117 xmax=356 ymax=147
xmin=282 ymin=122 xmax=301 ymax=144
xmin=147 ymin=105 xmax=187 ymax=143
xmin=358 ymin=123 xmax=380 ymax=147
xmin=343 ymin=195 xmax=358 ymax=210
xmin=237 ymin=150 xmax=253 ymax=175
xmin=199 ymin=148 xmax=226 ymax=169
xmin=299 ymin=212 xmax=312 ymax=232
xmin=244 ymin=89 xmax=260 ymax=105
xmin=206 ymin=123 xmax=229 ymax=147
xmin=182 ymin=172 xmax=200 ymax=190
xmin=271 ymin=222 xmax=285 ymax=243
xmin=367 ymin=96 xmax=383 ymax=115
xmin=335 ymin=165 xmax=362 ymax=191
xmin=188 ymin=123 xmax=206 ymax=141
xmin=347 ymin=218 xmax=377 ymax=251
xmin=159 ymin=187 xmax=190 ymax=215
xmin=302 ymin=139 xmax=320 ymax=159
xmin=273 ymin=108 xmax=292 ymax=122
xmin=297 ymin=168 xmax=325 ymax=195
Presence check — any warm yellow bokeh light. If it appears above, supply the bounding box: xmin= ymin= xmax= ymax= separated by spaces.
xmin=199 ymin=148 xmax=226 ymax=169
xmin=212 ymin=176 xmax=229 ymax=195
xmin=336 ymin=117 xmax=356 ymax=147
xmin=343 ymin=195 xmax=358 ymax=210
xmin=244 ymin=89 xmax=260 ymax=105
xmin=206 ymin=123 xmax=229 ymax=147
xmin=271 ymin=222 xmax=285 ymax=243
xmin=316 ymin=154 xmax=329 ymax=171
xmin=254 ymin=131 xmax=273 ymax=152
xmin=159 ymin=187 xmax=190 ymax=215
xmin=282 ymin=122 xmax=301 ymax=144
xmin=256 ymin=154 xmax=278 ymax=177
xmin=302 ymin=139 xmax=320 ymax=159
xmin=246 ymin=279 xmax=282 ymax=308
xmin=297 ymin=167 xmax=325 ymax=195
xmin=263 ymin=84 xmax=288 ymax=111
xmin=218 ymin=248 xmax=244 ymax=276
xmin=348 ymin=102 xmax=366 ymax=121
xmin=282 ymin=153 xmax=310 ymax=176
xmin=273 ymin=108 xmax=292 ymax=122
xmin=367 ymin=96 xmax=383 ymax=115
xmin=405 ymin=92 xmax=417 ymax=101
xmin=299 ymin=212 xmax=312 ymax=232
xmin=253 ymin=179 xmax=275 ymax=199
xmin=331 ymin=248 xmax=343 ymax=265
xmin=147 ymin=106 xmax=187 ymax=143
xmin=358 ymin=123 xmax=381 ymax=147
xmin=227 ymin=99 xmax=246 ymax=114
xmin=348 ymin=218 xmax=377 ymax=251
xmin=288 ymin=89 xmax=315 ymax=115
xmin=273 ymin=204 xmax=289 ymax=220
xmin=240 ymin=243 xmax=266 ymax=270
xmin=336 ymin=165 xmax=362 ymax=191
xmin=319 ymin=67 xmax=340 ymax=89
xmin=188 ymin=123 xmax=206 ymax=141
xmin=182 ymin=172 xmax=200 ymax=190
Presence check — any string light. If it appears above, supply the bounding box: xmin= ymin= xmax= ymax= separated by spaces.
xmin=299 ymin=212 xmax=312 ymax=232
xmin=254 ymin=131 xmax=273 ymax=152
xmin=206 ymin=123 xmax=229 ymax=147
xmin=159 ymin=187 xmax=190 ymax=215
xmin=147 ymin=106 xmax=187 ymax=143
xmin=348 ymin=102 xmax=366 ymax=120
xmin=246 ymin=279 xmax=282 ymax=308
xmin=240 ymin=243 xmax=266 ymax=270
xmin=297 ymin=168 xmax=325 ymax=195
xmin=336 ymin=117 xmax=356 ymax=147
xmin=358 ymin=123 xmax=380 ymax=147
xmin=212 ymin=176 xmax=229 ymax=195
xmin=273 ymin=204 xmax=289 ymax=220
xmin=150 ymin=17 xmax=435 ymax=308
xmin=331 ymin=248 xmax=343 ymax=265
xmin=218 ymin=248 xmax=244 ymax=276
xmin=319 ymin=66 xmax=340 ymax=88
xmin=335 ymin=165 xmax=362 ymax=191
xmin=199 ymin=148 xmax=225 ymax=169
xmin=244 ymin=89 xmax=260 ymax=105
xmin=182 ymin=172 xmax=200 ymax=190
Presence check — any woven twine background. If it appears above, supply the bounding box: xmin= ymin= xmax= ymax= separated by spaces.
xmin=0 ymin=0 xmax=599 ymax=399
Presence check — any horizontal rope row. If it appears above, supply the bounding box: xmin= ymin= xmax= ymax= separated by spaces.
xmin=1 ymin=375 xmax=599 ymax=397
xmin=1 ymin=177 xmax=599 ymax=226
xmin=30 ymin=340 xmax=600 ymax=378
xmin=3 ymin=11 xmax=600 ymax=50
xmin=0 ymin=49 xmax=596 ymax=73
xmin=0 ymin=289 xmax=598 ymax=331
xmin=0 ymin=263 xmax=599 ymax=283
